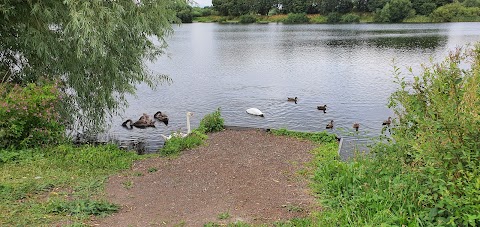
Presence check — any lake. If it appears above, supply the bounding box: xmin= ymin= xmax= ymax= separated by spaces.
xmin=105 ymin=22 xmax=480 ymax=153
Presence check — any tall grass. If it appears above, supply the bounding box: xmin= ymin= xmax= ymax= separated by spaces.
xmin=0 ymin=144 xmax=139 ymax=225
xmin=312 ymin=44 xmax=480 ymax=226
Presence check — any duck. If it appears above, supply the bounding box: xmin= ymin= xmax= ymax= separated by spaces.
xmin=382 ymin=117 xmax=392 ymax=126
xmin=122 ymin=118 xmax=155 ymax=129
xmin=353 ymin=122 xmax=360 ymax=131
xmin=246 ymin=108 xmax=264 ymax=117
xmin=154 ymin=111 xmax=169 ymax=126
xmin=287 ymin=97 xmax=298 ymax=103
xmin=326 ymin=120 xmax=334 ymax=129
xmin=317 ymin=105 xmax=327 ymax=113
xmin=160 ymin=112 xmax=193 ymax=141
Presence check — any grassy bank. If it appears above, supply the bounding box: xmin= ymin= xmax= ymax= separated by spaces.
xmin=0 ymin=144 xmax=141 ymax=226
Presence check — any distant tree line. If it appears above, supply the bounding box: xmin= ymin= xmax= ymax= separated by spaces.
xmin=174 ymin=0 xmax=480 ymax=23
xmin=211 ymin=0 xmax=454 ymax=16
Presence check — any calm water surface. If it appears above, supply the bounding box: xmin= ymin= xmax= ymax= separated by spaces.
xmin=106 ymin=23 xmax=480 ymax=152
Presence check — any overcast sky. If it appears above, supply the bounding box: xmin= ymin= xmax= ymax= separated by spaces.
xmin=193 ymin=0 xmax=212 ymax=7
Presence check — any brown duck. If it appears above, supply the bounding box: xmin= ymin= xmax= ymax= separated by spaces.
xmin=353 ymin=122 xmax=360 ymax=131
xmin=382 ymin=117 xmax=392 ymax=126
xmin=326 ymin=120 xmax=334 ymax=129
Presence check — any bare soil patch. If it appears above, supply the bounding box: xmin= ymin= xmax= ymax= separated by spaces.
xmin=95 ymin=129 xmax=318 ymax=226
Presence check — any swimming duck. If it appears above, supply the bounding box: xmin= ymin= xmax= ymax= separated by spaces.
xmin=246 ymin=108 xmax=264 ymax=117
xmin=382 ymin=117 xmax=392 ymax=126
xmin=353 ymin=122 xmax=359 ymax=131
xmin=160 ymin=112 xmax=193 ymax=140
xmin=122 ymin=119 xmax=155 ymax=129
xmin=317 ymin=105 xmax=327 ymax=113
xmin=154 ymin=111 xmax=169 ymax=126
xmin=287 ymin=97 xmax=298 ymax=102
xmin=326 ymin=120 xmax=334 ymax=129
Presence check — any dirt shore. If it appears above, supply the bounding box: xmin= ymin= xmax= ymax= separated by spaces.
xmin=95 ymin=129 xmax=319 ymax=226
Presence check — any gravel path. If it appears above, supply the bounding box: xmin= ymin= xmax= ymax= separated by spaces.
xmin=95 ymin=129 xmax=318 ymax=226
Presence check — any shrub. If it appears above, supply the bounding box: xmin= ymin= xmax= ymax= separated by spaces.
xmin=375 ymin=0 xmax=413 ymax=22
xmin=312 ymin=44 xmax=480 ymax=226
xmin=341 ymin=13 xmax=360 ymax=23
xmin=283 ymin=13 xmax=310 ymax=24
xmin=0 ymin=82 xmax=65 ymax=149
xmin=386 ymin=45 xmax=480 ymax=225
xmin=199 ymin=108 xmax=224 ymax=133
xmin=239 ymin=14 xmax=257 ymax=24
xmin=326 ymin=12 xmax=342 ymax=23
xmin=431 ymin=3 xmax=480 ymax=22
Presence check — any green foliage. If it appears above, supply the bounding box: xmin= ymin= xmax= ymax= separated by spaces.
xmin=271 ymin=129 xmax=338 ymax=144
xmin=199 ymin=108 xmax=225 ymax=133
xmin=431 ymin=3 xmax=480 ymax=22
xmin=283 ymin=13 xmax=310 ymax=24
xmin=0 ymin=144 xmax=139 ymax=225
xmin=160 ymin=130 xmax=207 ymax=156
xmin=387 ymin=45 xmax=480 ymax=226
xmin=463 ymin=0 xmax=480 ymax=7
xmin=375 ymin=0 xmax=414 ymax=22
xmin=239 ymin=15 xmax=257 ymax=23
xmin=312 ymin=142 xmax=427 ymax=226
xmin=217 ymin=211 xmax=231 ymax=220
xmin=0 ymin=1 xmax=187 ymax=132
xmin=177 ymin=5 xmax=194 ymax=23
xmin=0 ymin=82 xmax=65 ymax=149
xmin=274 ymin=217 xmax=313 ymax=226
xmin=310 ymin=44 xmax=480 ymax=226
xmin=47 ymin=199 xmax=119 ymax=217
xmin=326 ymin=12 xmax=342 ymax=23
xmin=341 ymin=13 xmax=360 ymax=23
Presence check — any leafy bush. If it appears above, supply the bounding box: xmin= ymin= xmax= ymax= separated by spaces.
xmin=341 ymin=13 xmax=360 ymax=23
xmin=375 ymin=0 xmax=413 ymax=22
xmin=312 ymin=44 xmax=480 ymax=226
xmin=199 ymin=108 xmax=224 ymax=133
xmin=239 ymin=14 xmax=257 ymax=23
xmin=431 ymin=3 xmax=480 ymax=22
xmin=283 ymin=13 xmax=310 ymax=24
xmin=463 ymin=0 xmax=480 ymax=8
xmin=387 ymin=45 xmax=480 ymax=225
xmin=326 ymin=12 xmax=342 ymax=23
xmin=0 ymin=82 xmax=65 ymax=149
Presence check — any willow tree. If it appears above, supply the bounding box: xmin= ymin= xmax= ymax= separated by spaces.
xmin=0 ymin=0 xmax=186 ymax=132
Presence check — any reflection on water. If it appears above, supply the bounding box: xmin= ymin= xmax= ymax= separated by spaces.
xmin=103 ymin=22 xmax=480 ymax=153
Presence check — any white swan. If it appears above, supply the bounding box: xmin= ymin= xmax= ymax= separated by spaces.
xmin=160 ymin=112 xmax=193 ymax=141
xmin=246 ymin=108 xmax=264 ymax=117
